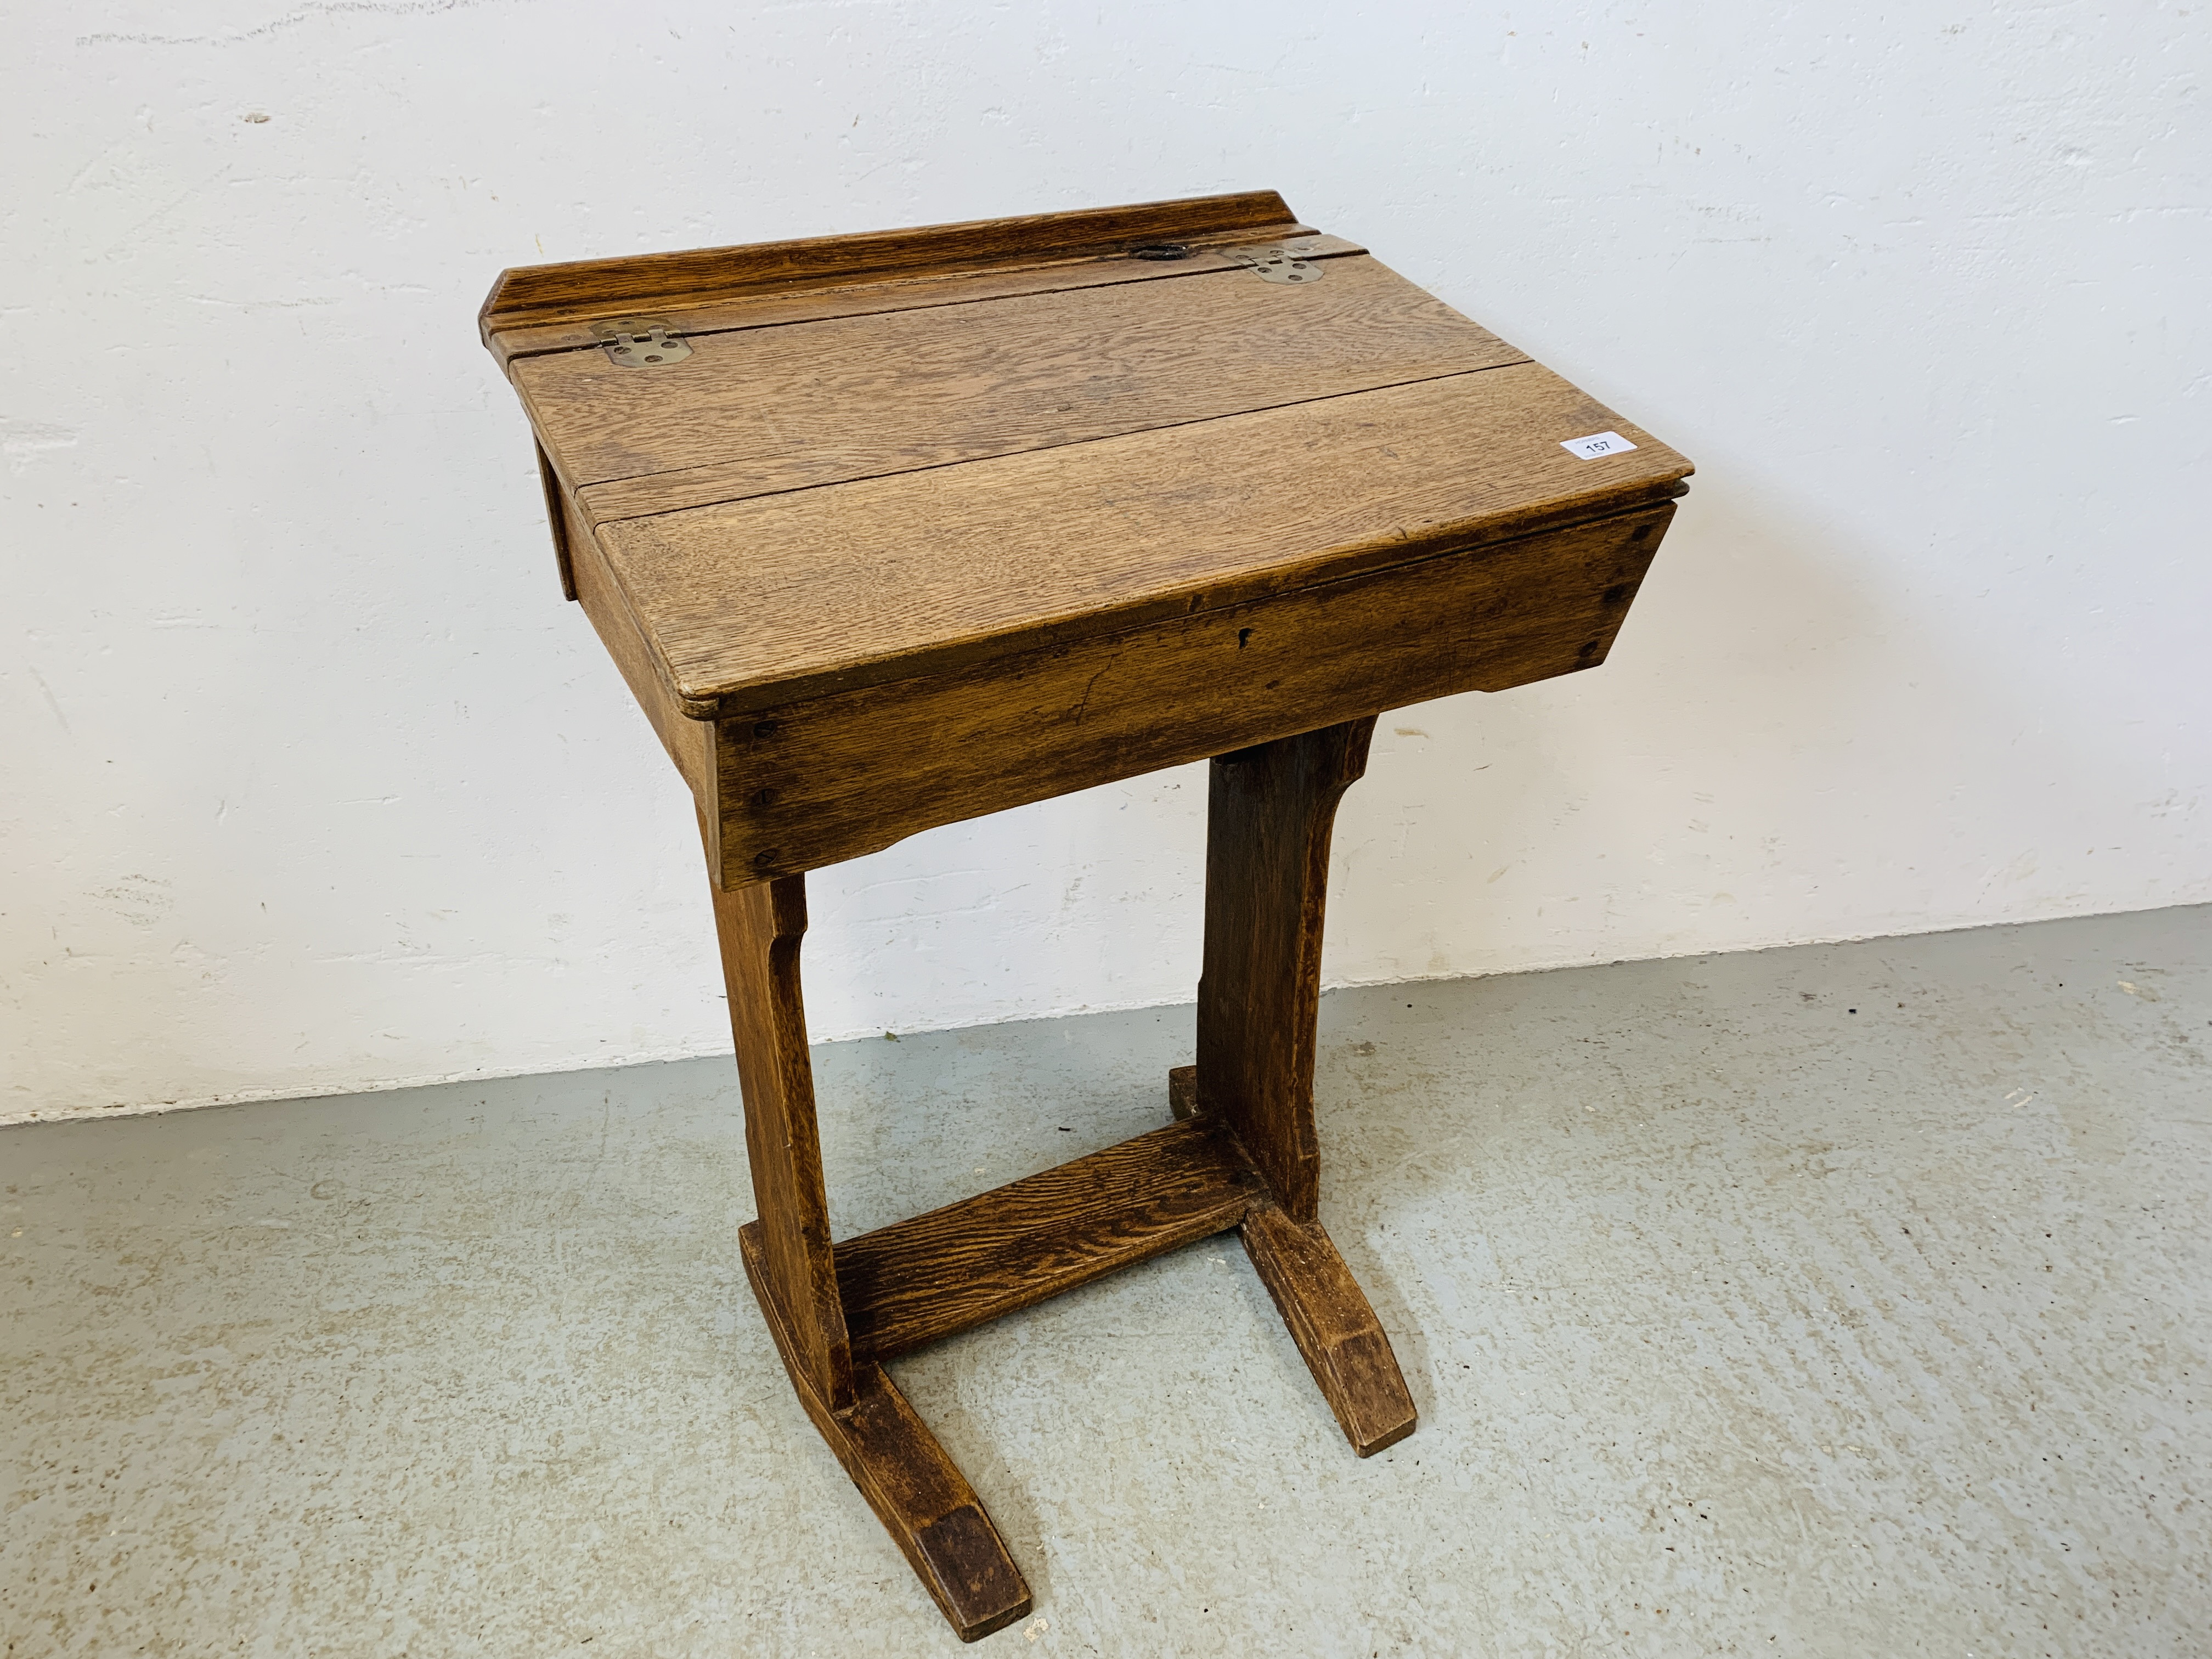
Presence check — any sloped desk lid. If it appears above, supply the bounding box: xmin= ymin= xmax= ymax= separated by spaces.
xmin=483 ymin=192 xmax=1691 ymax=718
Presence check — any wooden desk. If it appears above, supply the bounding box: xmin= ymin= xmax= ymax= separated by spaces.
xmin=481 ymin=191 xmax=1691 ymax=1640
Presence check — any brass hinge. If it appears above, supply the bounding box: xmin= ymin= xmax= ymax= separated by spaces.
xmin=592 ymin=316 xmax=693 ymax=368
xmin=1224 ymin=242 xmax=1325 ymax=284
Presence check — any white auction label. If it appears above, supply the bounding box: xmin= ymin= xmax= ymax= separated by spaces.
xmin=1560 ymin=431 xmax=1637 ymax=460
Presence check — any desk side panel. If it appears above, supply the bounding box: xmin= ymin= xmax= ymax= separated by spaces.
xmin=712 ymin=503 xmax=1673 ymax=885
xmin=562 ymin=490 xmax=719 ymax=830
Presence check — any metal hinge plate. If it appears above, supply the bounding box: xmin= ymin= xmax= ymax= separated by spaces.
xmin=1224 ymin=242 xmax=1325 ymax=284
xmin=592 ymin=317 xmax=693 ymax=368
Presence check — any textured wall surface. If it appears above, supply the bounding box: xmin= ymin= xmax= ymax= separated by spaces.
xmin=4 ymin=2 xmax=2207 ymax=1118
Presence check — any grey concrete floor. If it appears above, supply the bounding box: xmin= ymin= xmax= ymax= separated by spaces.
xmin=4 ymin=906 xmax=2209 ymax=1657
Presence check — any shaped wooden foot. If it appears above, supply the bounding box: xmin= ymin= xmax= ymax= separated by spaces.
xmin=1239 ymin=1204 xmax=1417 ymax=1455
xmin=715 ymin=869 xmax=1028 ymax=1641
xmin=741 ymin=1227 xmax=1032 ymax=1641
xmin=1170 ymin=1066 xmax=1418 ymax=1457
xmin=1191 ymin=718 xmax=1419 ymax=1455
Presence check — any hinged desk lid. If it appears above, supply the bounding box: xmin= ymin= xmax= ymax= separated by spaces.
xmin=483 ymin=192 xmax=1691 ymax=718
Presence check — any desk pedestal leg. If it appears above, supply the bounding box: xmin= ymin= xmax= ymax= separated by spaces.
xmin=702 ymin=719 xmax=1411 ymax=1632
xmin=710 ymin=867 xmax=1032 ymax=1642
xmin=1194 ymin=718 xmax=1419 ymax=1456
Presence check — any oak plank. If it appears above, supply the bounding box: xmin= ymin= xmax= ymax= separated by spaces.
xmin=836 ymin=1119 xmax=1260 ymax=1362
xmin=516 ymin=255 xmax=1523 ymax=516
xmin=486 ymin=232 xmax=1364 ymax=369
xmin=709 ymin=504 xmax=1672 ymax=883
xmin=740 ymin=1227 xmax=1032 ymax=1641
xmin=598 ymin=364 xmax=1689 ymax=718
xmin=479 ymin=189 xmax=1301 ymax=334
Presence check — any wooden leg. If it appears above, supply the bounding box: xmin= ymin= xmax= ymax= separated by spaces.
xmin=712 ymin=867 xmax=1030 ymax=1641
xmin=710 ymin=873 xmax=852 ymax=1409
xmin=706 ymin=729 xmax=1417 ymax=1629
xmin=1195 ymin=718 xmax=1375 ymax=1220
xmin=740 ymin=1228 xmax=1031 ymax=1641
xmin=1193 ymin=718 xmax=1419 ymax=1456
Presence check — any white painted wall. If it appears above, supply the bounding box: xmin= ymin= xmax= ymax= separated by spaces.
xmin=5 ymin=2 xmax=2207 ymax=1121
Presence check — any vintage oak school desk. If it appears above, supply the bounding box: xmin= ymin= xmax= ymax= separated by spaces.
xmin=479 ymin=191 xmax=1691 ymax=1640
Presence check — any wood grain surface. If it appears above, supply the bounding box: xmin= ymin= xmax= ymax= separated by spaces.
xmin=517 ymin=255 xmax=1523 ymax=514
xmin=597 ymin=364 xmax=1689 ymax=717
xmin=1239 ymin=1204 xmax=1419 ymax=1457
xmin=1198 ymin=719 xmax=1376 ymax=1223
xmin=706 ymin=504 xmax=1671 ymax=883
xmin=479 ymin=189 xmax=1301 ymax=334
xmin=834 ymin=1118 xmax=1261 ymax=1363
xmin=712 ymin=873 xmax=852 ymax=1410
xmin=485 ymin=232 xmax=1364 ymax=370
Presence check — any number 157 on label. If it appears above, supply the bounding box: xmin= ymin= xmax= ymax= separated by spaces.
xmin=1560 ymin=431 xmax=1637 ymax=460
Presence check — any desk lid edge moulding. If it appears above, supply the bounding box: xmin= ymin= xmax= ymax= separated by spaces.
xmin=478 ymin=189 xmax=1326 ymax=358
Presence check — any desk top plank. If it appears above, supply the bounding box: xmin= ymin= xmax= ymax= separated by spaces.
xmin=597 ymin=362 xmax=1692 ymax=716
xmin=485 ymin=232 xmax=1365 ymax=370
xmin=518 ymin=255 xmax=1525 ymax=520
